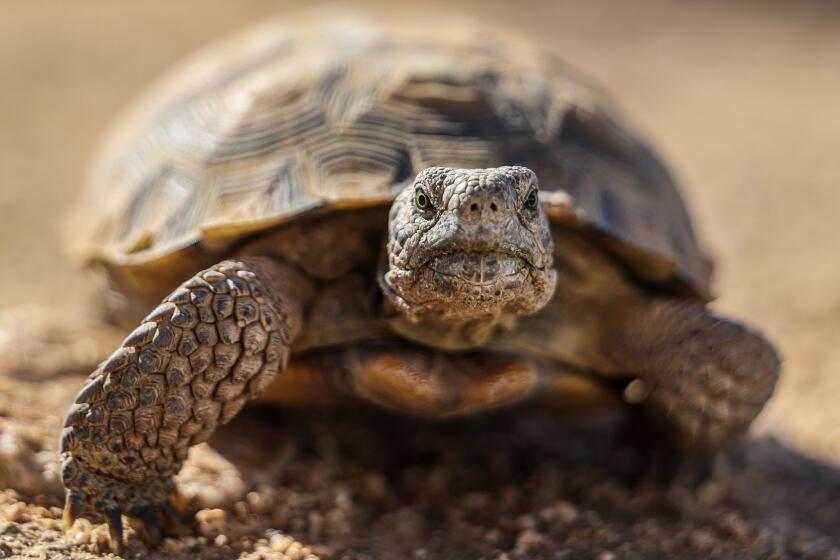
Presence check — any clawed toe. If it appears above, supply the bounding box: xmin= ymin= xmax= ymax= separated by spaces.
xmin=62 ymin=492 xmax=82 ymax=533
xmin=161 ymin=496 xmax=187 ymax=534
xmin=621 ymin=449 xmax=716 ymax=489
xmin=130 ymin=497 xmax=189 ymax=549
xmin=105 ymin=507 xmax=125 ymax=554
xmin=63 ymin=489 xmax=189 ymax=554
xmin=133 ymin=507 xmax=163 ymax=547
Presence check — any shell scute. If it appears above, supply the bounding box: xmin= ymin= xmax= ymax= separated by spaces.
xmin=72 ymin=18 xmax=710 ymax=302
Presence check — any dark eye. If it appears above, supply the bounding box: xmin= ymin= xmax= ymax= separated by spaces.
xmin=525 ymin=189 xmax=539 ymax=209
xmin=415 ymin=189 xmax=431 ymax=210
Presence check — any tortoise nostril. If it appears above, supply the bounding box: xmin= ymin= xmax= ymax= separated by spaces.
xmin=470 ymin=203 xmax=479 ymax=212
xmin=490 ymin=202 xmax=498 ymax=212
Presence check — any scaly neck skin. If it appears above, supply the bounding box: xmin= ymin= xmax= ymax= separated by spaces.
xmin=384 ymin=305 xmax=519 ymax=350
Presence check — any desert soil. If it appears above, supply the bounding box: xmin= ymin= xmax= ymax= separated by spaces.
xmin=1 ymin=1 xmax=840 ymax=559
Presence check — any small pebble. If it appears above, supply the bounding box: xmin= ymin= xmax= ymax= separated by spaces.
xmin=363 ymin=473 xmax=389 ymax=500
xmin=286 ymin=542 xmax=304 ymax=560
xmin=234 ymin=500 xmax=249 ymax=518
xmin=2 ymin=502 xmax=26 ymax=523
xmin=463 ymin=492 xmax=488 ymax=510
xmin=163 ymin=538 xmax=184 ymax=553
xmin=0 ymin=523 xmax=21 ymax=535
xmin=193 ymin=486 xmax=225 ymax=507
xmin=515 ymin=514 xmax=537 ymax=530
xmin=720 ymin=513 xmax=750 ymax=541
xmin=485 ymin=528 xmax=503 ymax=545
xmin=514 ymin=529 xmax=542 ymax=553
xmin=697 ymin=481 xmax=725 ymax=505
xmin=91 ymin=527 xmax=110 ymax=554
xmin=196 ymin=508 xmax=227 ymax=537
xmin=540 ymin=500 xmax=579 ymax=524
xmin=689 ymin=528 xmax=716 ymax=551
xmin=246 ymin=491 xmax=267 ymax=513
xmin=30 ymin=506 xmax=48 ymax=518
xmin=270 ymin=533 xmax=293 ymax=552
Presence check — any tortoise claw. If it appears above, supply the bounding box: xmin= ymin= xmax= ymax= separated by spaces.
xmin=622 ymin=449 xmax=717 ymax=489
xmin=134 ymin=507 xmax=164 ymax=547
xmin=160 ymin=497 xmax=186 ymax=536
xmin=62 ymin=492 xmax=82 ymax=532
xmin=64 ymin=493 xmax=125 ymax=554
xmin=104 ymin=507 xmax=125 ymax=554
xmin=129 ymin=497 xmax=189 ymax=548
xmin=62 ymin=482 xmax=190 ymax=552
xmin=169 ymin=489 xmax=189 ymax=517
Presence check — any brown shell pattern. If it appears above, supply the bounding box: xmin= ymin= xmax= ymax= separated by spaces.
xmin=70 ymin=16 xmax=711 ymax=300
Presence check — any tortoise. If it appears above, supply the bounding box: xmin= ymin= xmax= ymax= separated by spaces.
xmin=58 ymin=15 xmax=780 ymax=552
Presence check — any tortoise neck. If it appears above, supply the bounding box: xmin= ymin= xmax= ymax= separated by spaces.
xmin=384 ymin=310 xmax=517 ymax=350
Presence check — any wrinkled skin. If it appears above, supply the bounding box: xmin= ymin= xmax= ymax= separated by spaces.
xmin=382 ymin=166 xmax=557 ymax=347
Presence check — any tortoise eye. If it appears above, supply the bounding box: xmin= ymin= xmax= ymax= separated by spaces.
xmin=415 ymin=189 xmax=432 ymax=210
xmin=525 ymin=189 xmax=539 ymax=209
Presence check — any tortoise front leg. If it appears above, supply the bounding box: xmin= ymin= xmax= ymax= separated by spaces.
xmin=59 ymin=257 xmax=312 ymax=552
xmin=596 ymin=299 xmax=781 ymax=454
xmin=503 ymin=296 xmax=780 ymax=455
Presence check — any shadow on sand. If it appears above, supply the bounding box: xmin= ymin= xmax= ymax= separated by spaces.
xmin=207 ymin=405 xmax=840 ymax=558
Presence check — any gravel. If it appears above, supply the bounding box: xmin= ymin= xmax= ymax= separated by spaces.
xmin=1 ymin=388 xmax=839 ymax=559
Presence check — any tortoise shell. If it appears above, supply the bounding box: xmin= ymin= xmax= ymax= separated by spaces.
xmin=70 ymin=16 xmax=711 ymax=304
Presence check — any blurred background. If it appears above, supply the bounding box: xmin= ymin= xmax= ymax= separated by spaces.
xmin=1 ymin=1 xmax=840 ymax=556
xmin=2 ymin=0 xmax=838 ymax=460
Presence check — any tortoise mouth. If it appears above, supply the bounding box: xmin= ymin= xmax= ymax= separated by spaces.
xmin=426 ymin=251 xmax=528 ymax=287
xmin=382 ymin=247 xmax=557 ymax=325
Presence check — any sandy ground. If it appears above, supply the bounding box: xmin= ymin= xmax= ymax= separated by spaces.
xmin=1 ymin=1 xmax=840 ymax=558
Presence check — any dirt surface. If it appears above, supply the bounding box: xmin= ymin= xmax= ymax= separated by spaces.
xmin=1 ymin=1 xmax=840 ymax=558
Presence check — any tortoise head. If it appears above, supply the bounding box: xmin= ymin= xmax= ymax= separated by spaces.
xmin=382 ymin=166 xmax=557 ymax=324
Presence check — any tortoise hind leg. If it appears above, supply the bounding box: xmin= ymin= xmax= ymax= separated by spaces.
xmin=59 ymin=257 xmax=313 ymax=553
